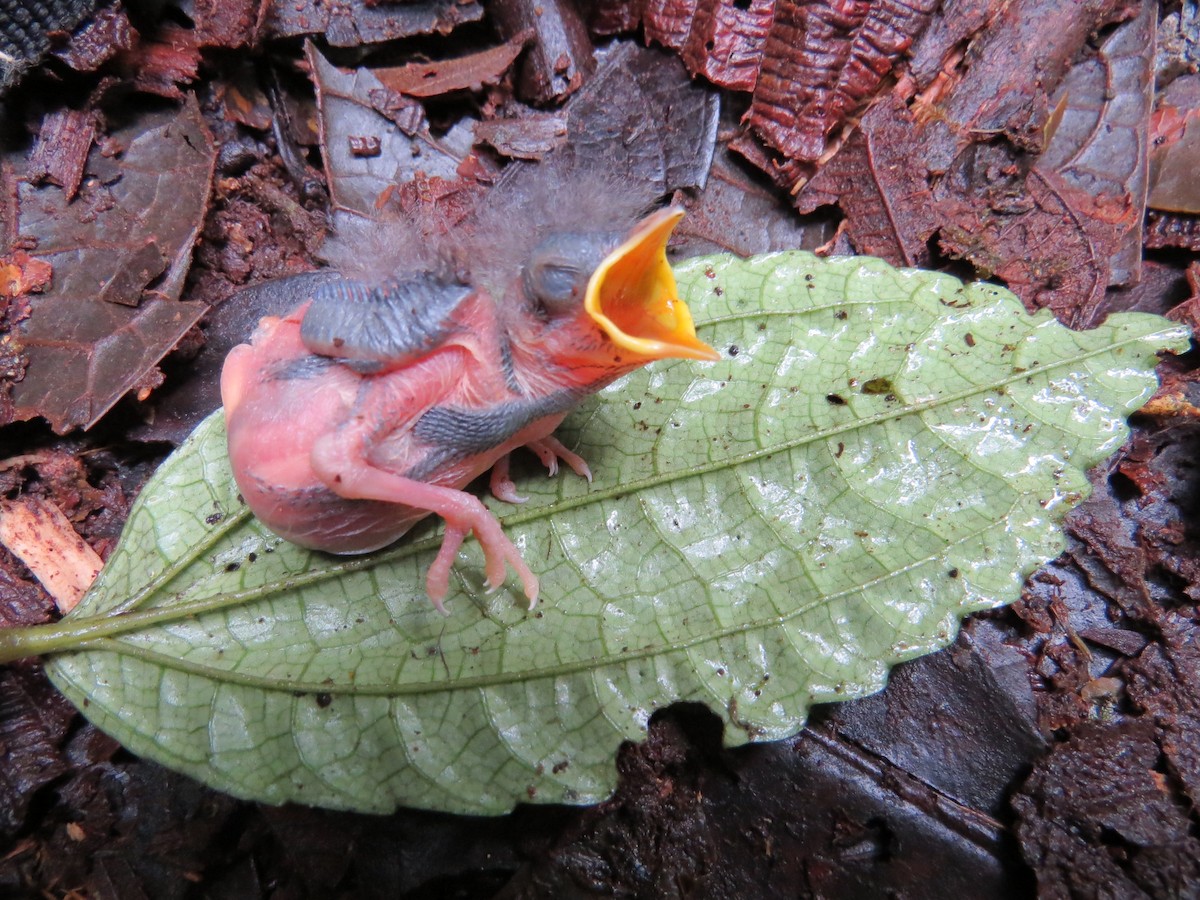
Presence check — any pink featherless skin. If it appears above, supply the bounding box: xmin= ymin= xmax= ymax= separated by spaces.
xmin=221 ymin=167 xmax=718 ymax=613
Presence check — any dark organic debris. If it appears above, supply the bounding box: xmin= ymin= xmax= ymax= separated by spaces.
xmin=491 ymin=0 xmax=595 ymax=103
xmin=266 ymin=0 xmax=484 ymax=47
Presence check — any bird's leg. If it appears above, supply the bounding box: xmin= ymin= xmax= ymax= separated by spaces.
xmin=312 ymin=431 xmax=539 ymax=611
xmin=527 ymin=436 xmax=592 ymax=482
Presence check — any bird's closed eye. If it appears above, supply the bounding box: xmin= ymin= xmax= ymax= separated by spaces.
xmin=526 ymin=261 xmax=586 ymax=314
xmin=522 ymin=232 xmax=617 ymax=318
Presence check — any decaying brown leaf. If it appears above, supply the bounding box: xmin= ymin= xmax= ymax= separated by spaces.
xmin=3 ymin=96 xmax=213 ymax=432
xmin=1149 ymin=74 xmax=1200 ymax=215
xmin=795 ymin=94 xmax=938 ymax=267
xmin=307 ymin=43 xmax=475 ymax=219
xmin=1039 ymin=2 xmax=1156 ymax=286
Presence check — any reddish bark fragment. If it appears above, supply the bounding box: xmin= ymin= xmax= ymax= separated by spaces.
xmin=750 ymin=0 xmax=873 ymax=162
xmin=917 ymin=0 xmax=1133 ymax=175
xmin=1038 ymin=2 xmax=1155 ymax=286
xmin=0 ymin=251 xmax=52 ymax=298
xmin=28 ymin=108 xmax=98 ymax=202
xmin=116 ymin=23 xmax=203 ymax=100
xmin=191 ymin=0 xmax=268 ymax=48
xmin=373 ymin=32 xmax=531 ymax=98
xmin=1145 ymin=210 xmax=1200 ymax=251
xmin=52 ymin=2 xmax=137 ymax=73
xmin=725 ymin=128 xmax=806 ymax=191
xmin=590 ymin=0 xmax=644 ymax=35
xmin=642 ymin=0 xmax=695 ymax=49
xmin=265 ymin=0 xmax=484 ymax=47
xmin=795 ymin=94 xmax=939 ymax=266
xmin=747 ymin=0 xmax=934 ymax=163
xmin=688 ymin=0 xmax=773 ymax=91
xmin=1126 ymin=623 xmax=1200 ymax=810
xmin=1014 ymin=721 xmax=1200 ymax=898
xmin=348 ymin=135 xmax=382 ymax=158
xmin=906 ymin=0 xmax=996 ymax=89
xmin=491 ymin=0 xmax=595 ymax=103
xmin=830 ymin=0 xmax=937 ymax=131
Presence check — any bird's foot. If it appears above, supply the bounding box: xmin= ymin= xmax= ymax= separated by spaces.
xmin=488 ymin=454 xmax=527 ymax=504
xmin=528 ymin=436 xmax=592 ymax=482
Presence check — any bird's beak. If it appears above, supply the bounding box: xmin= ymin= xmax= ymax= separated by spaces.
xmin=584 ymin=208 xmax=721 ymax=362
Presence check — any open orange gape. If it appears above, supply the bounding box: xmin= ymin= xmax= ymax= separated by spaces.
xmin=585 ymin=207 xmax=721 ymax=363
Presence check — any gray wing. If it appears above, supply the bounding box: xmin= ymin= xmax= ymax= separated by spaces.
xmin=299 ymin=275 xmax=473 ymax=374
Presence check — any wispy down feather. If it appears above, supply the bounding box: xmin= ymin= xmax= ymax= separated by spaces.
xmin=318 ymin=158 xmax=667 ymax=307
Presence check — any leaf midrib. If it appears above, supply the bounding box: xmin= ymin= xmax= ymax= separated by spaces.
xmin=73 ymin=492 xmax=1019 ymax=696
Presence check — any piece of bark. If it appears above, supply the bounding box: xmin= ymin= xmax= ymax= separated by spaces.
xmin=265 ymin=0 xmax=483 ymax=47
xmin=374 ymin=31 xmax=531 ymax=98
xmin=1145 ymin=210 xmax=1200 ymax=250
xmin=191 ymin=0 xmax=269 ymax=48
xmin=749 ymin=0 xmax=872 ymax=162
xmin=747 ymin=0 xmax=936 ymax=164
xmin=0 ymin=497 xmax=102 ymax=614
xmin=641 ymin=0 xmax=774 ymax=92
xmin=906 ymin=0 xmax=998 ymax=89
xmin=27 ymin=108 xmax=99 ymax=202
xmin=115 ymin=22 xmax=203 ymax=100
xmin=933 ymin=147 xmax=1120 ymax=326
xmin=52 ymin=1 xmax=137 ymax=73
xmin=1014 ymin=721 xmax=1200 ymax=898
xmin=491 ymin=0 xmax=596 ymax=103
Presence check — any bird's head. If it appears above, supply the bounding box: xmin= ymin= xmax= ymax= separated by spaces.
xmin=510 ymin=206 xmax=719 ymax=391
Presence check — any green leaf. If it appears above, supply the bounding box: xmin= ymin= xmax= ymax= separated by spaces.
xmin=17 ymin=253 xmax=1186 ymax=814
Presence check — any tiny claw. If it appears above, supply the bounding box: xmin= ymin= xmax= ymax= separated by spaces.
xmin=489 ymin=454 xmax=528 ymax=504
xmin=493 ymin=482 xmax=528 ymax=504
xmin=529 ymin=436 xmax=592 ymax=483
xmin=522 ymin=574 xmax=540 ymax=610
xmin=427 ymin=523 xmax=467 ymax=614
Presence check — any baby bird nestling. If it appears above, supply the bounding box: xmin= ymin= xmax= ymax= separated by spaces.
xmin=220 ymin=170 xmax=718 ymax=612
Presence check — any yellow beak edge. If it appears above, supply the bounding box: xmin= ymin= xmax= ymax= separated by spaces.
xmin=584 ymin=208 xmax=721 ymax=362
